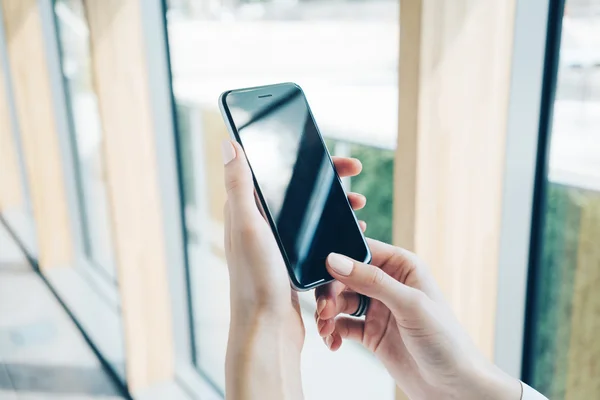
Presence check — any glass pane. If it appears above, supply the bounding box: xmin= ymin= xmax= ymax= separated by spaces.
xmin=0 ymin=13 xmax=38 ymax=255
xmin=55 ymin=0 xmax=117 ymax=282
xmin=52 ymin=0 xmax=126 ymax=383
xmin=166 ymin=0 xmax=397 ymax=397
xmin=527 ymin=1 xmax=600 ymax=398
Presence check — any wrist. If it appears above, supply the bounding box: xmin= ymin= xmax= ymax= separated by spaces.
xmin=229 ymin=286 xmax=292 ymax=322
xmin=463 ymin=360 xmax=522 ymax=400
xmin=226 ymin=310 xmax=303 ymax=400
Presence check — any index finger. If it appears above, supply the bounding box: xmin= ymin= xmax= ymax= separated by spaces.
xmin=315 ymin=280 xmax=346 ymax=320
xmin=316 ymin=238 xmax=394 ymax=319
xmin=366 ymin=237 xmax=403 ymax=266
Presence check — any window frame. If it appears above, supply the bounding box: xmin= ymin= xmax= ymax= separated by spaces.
xmin=139 ymin=0 xmax=222 ymax=397
xmin=161 ymin=2 xmax=401 ymax=397
xmin=36 ymin=0 xmax=127 ymax=386
xmin=519 ymin=0 xmax=567 ymax=385
xmin=493 ymin=0 xmax=553 ymax=379
xmin=4 ymin=0 xmax=572 ymax=396
xmin=51 ymin=0 xmax=119 ymax=284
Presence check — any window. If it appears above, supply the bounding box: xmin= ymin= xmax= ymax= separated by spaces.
xmin=0 ymin=6 xmax=37 ymax=256
xmin=52 ymin=0 xmax=126 ymax=383
xmin=165 ymin=0 xmax=397 ymax=397
xmin=54 ymin=0 xmax=117 ymax=283
xmin=525 ymin=1 xmax=600 ymax=398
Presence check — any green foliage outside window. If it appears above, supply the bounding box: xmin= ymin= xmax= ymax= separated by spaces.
xmin=350 ymin=143 xmax=394 ymax=244
xmin=325 ymin=138 xmax=394 ymax=244
xmin=529 ymin=183 xmax=600 ymax=399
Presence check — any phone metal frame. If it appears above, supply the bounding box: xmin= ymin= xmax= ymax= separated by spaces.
xmin=218 ymin=82 xmax=371 ymax=291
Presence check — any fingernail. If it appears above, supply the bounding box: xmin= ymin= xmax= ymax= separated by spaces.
xmin=326 ymin=335 xmax=333 ymax=349
xmin=221 ymin=140 xmax=235 ymax=165
xmin=327 ymin=253 xmax=354 ymax=276
xmin=317 ymin=298 xmax=327 ymax=314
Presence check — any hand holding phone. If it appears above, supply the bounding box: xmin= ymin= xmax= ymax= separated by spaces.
xmin=219 ymin=83 xmax=371 ymax=290
xmin=222 ymin=144 xmax=526 ymax=400
xmin=221 ymin=140 xmax=366 ymax=378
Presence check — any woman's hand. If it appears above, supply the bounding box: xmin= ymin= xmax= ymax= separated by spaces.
xmin=315 ymin=241 xmax=522 ymax=400
xmin=222 ymin=140 xmax=365 ymax=399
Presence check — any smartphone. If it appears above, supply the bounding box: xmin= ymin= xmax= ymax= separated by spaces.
xmin=219 ymin=83 xmax=371 ymax=290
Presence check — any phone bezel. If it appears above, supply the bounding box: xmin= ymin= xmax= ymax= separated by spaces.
xmin=218 ymin=82 xmax=371 ymax=291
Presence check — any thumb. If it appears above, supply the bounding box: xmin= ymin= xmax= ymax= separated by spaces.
xmin=326 ymin=253 xmax=423 ymax=317
xmin=221 ymin=140 xmax=257 ymax=220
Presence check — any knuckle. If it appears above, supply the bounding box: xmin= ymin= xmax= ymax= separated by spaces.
xmin=338 ymin=319 xmax=349 ymax=337
xmin=225 ymin=174 xmax=244 ymax=195
xmin=366 ymin=267 xmax=386 ymax=288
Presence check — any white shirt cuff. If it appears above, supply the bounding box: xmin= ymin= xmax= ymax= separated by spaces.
xmin=521 ymin=381 xmax=548 ymax=400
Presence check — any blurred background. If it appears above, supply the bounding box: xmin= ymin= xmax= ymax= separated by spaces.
xmin=0 ymin=0 xmax=598 ymax=399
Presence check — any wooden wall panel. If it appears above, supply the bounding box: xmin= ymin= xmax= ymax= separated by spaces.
xmin=84 ymin=0 xmax=174 ymax=392
xmin=1 ymin=0 xmax=72 ymax=267
xmin=0 ymin=57 xmax=23 ymax=211
xmin=395 ymin=0 xmax=517 ymax=362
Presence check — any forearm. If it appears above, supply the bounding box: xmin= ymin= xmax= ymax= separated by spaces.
xmin=226 ymin=311 xmax=304 ymax=400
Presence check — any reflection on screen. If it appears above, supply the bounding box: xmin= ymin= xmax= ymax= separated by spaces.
xmin=226 ymin=84 xmax=369 ymax=288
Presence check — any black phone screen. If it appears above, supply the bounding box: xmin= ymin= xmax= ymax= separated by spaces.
xmin=223 ymin=84 xmax=370 ymax=289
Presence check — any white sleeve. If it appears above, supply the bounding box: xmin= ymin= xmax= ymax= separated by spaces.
xmin=521 ymin=382 xmax=548 ymax=400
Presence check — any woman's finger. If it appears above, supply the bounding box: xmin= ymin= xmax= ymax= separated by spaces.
xmin=334 ymin=316 xmax=365 ymax=343
xmin=324 ymin=317 xmax=365 ymax=352
xmin=316 ymin=291 xmax=362 ymax=336
xmin=325 ymin=252 xmax=425 ymax=319
xmin=222 ymin=140 xmax=261 ymax=222
xmin=315 ymin=280 xmax=346 ymax=320
xmin=348 ymin=192 xmax=367 ymax=210
xmin=335 ymin=291 xmax=362 ymax=317
xmin=315 ymin=311 xmax=336 ymax=337
xmin=332 ymin=156 xmax=362 ymax=178
xmin=324 ymin=331 xmax=344 ymax=352
xmin=324 ymin=291 xmax=362 ymax=320
xmin=365 ymin=237 xmax=402 ymax=266
xmin=358 ymin=220 xmax=367 ymax=232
